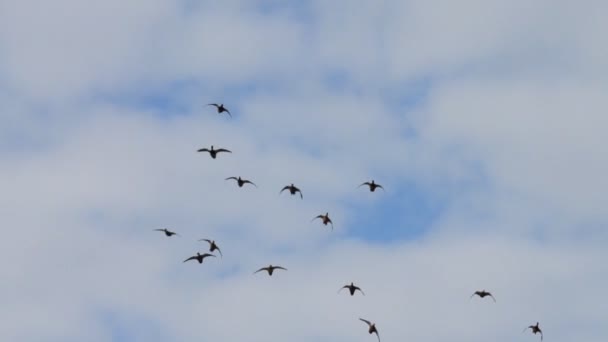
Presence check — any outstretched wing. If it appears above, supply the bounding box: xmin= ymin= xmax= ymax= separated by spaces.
xmin=207 ymin=103 xmax=219 ymax=108
xmin=280 ymin=186 xmax=290 ymax=194
xmin=297 ymin=189 xmax=303 ymax=199
xmin=354 ymin=286 xmax=365 ymax=295
xmin=254 ymin=267 xmax=269 ymax=274
xmin=154 ymin=229 xmax=165 ymax=232
xmin=223 ymin=109 xmax=232 ymax=117
xmin=199 ymin=238 xmax=212 ymax=244
xmin=337 ymin=285 xmax=348 ymax=294
xmin=197 ymin=148 xmax=210 ymax=153
xmin=359 ymin=318 xmax=372 ymax=327
xmin=243 ymin=180 xmax=257 ymax=187
xmin=358 ymin=182 xmax=371 ymax=188
xmin=376 ymin=184 xmax=385 ymax=191
xmin=183 ymin=256 xmax=196 ymax=263
xmin=215 ymin=246 xmax=223 ymax=258
xmin=374 ymin=330 xmax=381 ymax=342
xmin=312 ymin=215 xmax=323 ymax=222
xmin=201 ymin=253 xmax=216 ymax=259
xmin=489 ymin=294 xmax=496 ymax=302
xmin=225 ymin=177 xmax=238 ymax=181
xmin=274 ymin=266 xmax=287 ymax=271
xmin=470 ymin=292 xmax=478 ymax=300
xmin=216 ymin=148 xmax=232 ymax=153
xmin=523 ymin=327 xmax=532 ymax=333
xmin=539 ymin=331 xmax=543 ymax=341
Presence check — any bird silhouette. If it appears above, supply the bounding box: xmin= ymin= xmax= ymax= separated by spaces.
xmin=253 ymin=265 xmax=287 ymax=276
xmin=183 ymin=252 xmax=216 ymax=264
xmin=280 ymin=183 xmax=303 ymax=199
xmin=225 ymin=176 xmax=257 ymax=188
xmin=358 ymin=180 xmax=384 ymax=192
xmin=207 ymin=103 xmax=232 ymax=117
xmin=312 ymin=212 xmax=333 ymax=230
xmin=470 ymin=290 xmax=496 ymax=302
xmin=359 ymin=318 xmax=380 ymax=342
xmin=197 ymin=145 xmax=232 ymax=159
xmin=338 ymin=282 xmax=365 ymax=296
xmin=523 ymin=322 xmax=543 ymax=341
xmin=198 ymin=239 xmax=223 ymax=258
xmin=154 ymin=228 xmax=179 ymax=237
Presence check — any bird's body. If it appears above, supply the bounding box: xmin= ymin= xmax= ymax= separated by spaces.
xmin=470 ymin=290 xmax=496 ymax=302
xmin=197 ymin=145 xmax=232 ymax=159
xmin=359 ymin=180 xmax=384 ymax=192
xmin=339 ymin=282 xmax=365 ymax=296
xmin=254 ymin=264 xmax=287 ymax=276
xmin=280 ymin=183 xmax=303 ymax=199
xmin=154 ymin=228 xmax=179 ymax=237
xmin=360 ymin=318 xmax=380 ymax=342
xmin=312 ymin=212 xmax=333 ymax=230
xmin=524 ymin=322 xmax=543 ymax=341
xmin=226 ymin=176 xmax=257 ymax=188
xmin=199 ymin=239 xmax=223 ymax=258
xmin=208 ymin=103 xmax=232 ymax=117
xmin=183 ymin=252 xmax=216 ymax=264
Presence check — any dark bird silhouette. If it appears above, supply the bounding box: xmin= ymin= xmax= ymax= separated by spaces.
xmin=183 ymin=252 xmax=216 ymax=264
xmin=225 ymin=176 xmax=257 ymax=188
xmin=197 ymin=145 xmax=232 ymax=159
xmin=154 ymin=228 xmax=179 ymax=237
xmin=338 ymin=282 xmax=365 ymax=296
xmin=358 ymin=180 xmax=384 ymax=192
xmin=280 ymin=183 xmax=303 ymax=199
xmin=198 ymin=239 xmax=223 ymax=258
xmin=359 ymin=318 xmax=380 ymax=342
xmin=312 ymin=212 xmax=333 ymax=230
xmin=470 ymin=290 xmax=496 ymax=302
xmin=207 ymin=103 xmax=232 ymax=117
xmin=253 ymin=264 xmax=287 ymax=276
xmin=523 ymin=322 xmax=543 ymax=341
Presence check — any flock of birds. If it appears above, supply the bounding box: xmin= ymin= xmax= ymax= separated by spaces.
xmin=153 ymin=103 xmax=544 ymax=342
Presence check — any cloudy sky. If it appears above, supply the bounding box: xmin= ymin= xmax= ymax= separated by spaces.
xmin=1 ymin=1 xmax=607 ymax=341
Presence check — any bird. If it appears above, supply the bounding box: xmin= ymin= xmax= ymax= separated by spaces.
xmin=207 ymin=103 xmax=232 ymax=117
xmin=280 ymin=183 xmax=303 ymax=199
xmin=154 ymin=228 xmax=179 ymax=237
xmin=225 ymin=176 xmax=257 ymax=188
xmin=358 ymin=180 xmax=384 ymax=192
xmin=359 ymin=318 xmax=380 ymax=342
xmin=470 ymin=290 xmax=496 ymax=302
xmin=198 ymin=239 xmax=223 ymax=258
xmin=312 ymin=212 xmax=333 ymax=230
xmin=523 ymin=322 xmax=543 ymax=341
xmin=197 ymin=145 xmax=232 ymax=159
xmin=338 ymin=282 xmax=365 ymax=296
xmin=253 ymin=265 xmax=287 ymax=276
xmin=183 ymin=252 xmax=216 ymax=264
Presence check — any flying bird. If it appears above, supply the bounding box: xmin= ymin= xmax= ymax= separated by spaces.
xmin=254 ymin=265 xmax=287 ymax=276
xmin=523 ymin=322 xmax=543 ymax=341
xmin=358 ymin=180 xmax=384 ymax=192
xmin=154 ymin=228 xmax=179 ymax=237
xmin=183 ymin=252 xmax=216 ymax=264
xmin=197 ymin=145 xmax=232 ymax=159
xmin=312 ymin=212 xmax=333 ymax=230
xmin=199 ymin=239 xmax=223 ymax=258
xmin=207 ymin=103 xmax=232 ymax=117
xmin=359 ymin=318 xmax=380 ymax=342
xmin=225 ymin=176 xmax=257 ymax=188
xmin=280 ymin=183 xmax=303 ymax=199
xmin=470 ymin=290 xmax=496 ymax=302
xmin=338 ymin=282 xmax=365 ymax=296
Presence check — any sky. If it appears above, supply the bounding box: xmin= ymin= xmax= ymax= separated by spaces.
xmin=1 ymin=1 xmax=607 ymax=341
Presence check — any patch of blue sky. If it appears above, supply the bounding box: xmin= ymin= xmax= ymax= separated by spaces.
xmin=97 ymin=309 xmax=171 ymax=342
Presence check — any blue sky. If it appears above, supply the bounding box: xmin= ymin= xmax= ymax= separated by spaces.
xmin=1 ymin=1 xmax=607 ymax=342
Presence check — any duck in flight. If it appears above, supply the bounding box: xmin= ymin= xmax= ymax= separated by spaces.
xmin=280 ymin=183 xmax=303 ymax=199
xmin=198 ymin=239 xmax=223 ymax=258
xmin=225 ymin=176 xmax=257 ymax=188
xmin=470 ymin=290 xmax=496 ymax=302
xmin=312 ymin=212 xmax=333 ymax=230
xmin=197 ymin=145 xmax=232 ymax=159
xmin=358 ymin=180 xmax=384 ymax=192
xmin=183 ymin=252 xmax=216 ymax=264
xmin=207 ymin=103 xmax=232 ymax=118
xmin=359 ymin=318 xmax=380 ymax=342
xmin=523 ymin=322 xmax=543 ymax=341
xmin=154 ymin=228 xmax=179 ymax=237
xmin=254 ymin=265 xmax=287 ymax=276
xmin=338 ymin=282 xmax=365 ymax=296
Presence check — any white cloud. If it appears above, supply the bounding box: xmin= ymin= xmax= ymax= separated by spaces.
xmin=1 ymin=1 xmax=607 ymax=341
